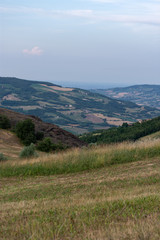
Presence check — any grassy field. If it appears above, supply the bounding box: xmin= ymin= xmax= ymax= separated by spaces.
xmin=139 ymin=130 xmax=160 ymax=141
xmin=1 ymin=138 xmax=160 ymax=239
xmin=0 ymin=129 xmax=23 ymax=159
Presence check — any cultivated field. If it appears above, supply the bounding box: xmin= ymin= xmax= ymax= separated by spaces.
xmin=1 ymin=138 xmax=160 ymax=239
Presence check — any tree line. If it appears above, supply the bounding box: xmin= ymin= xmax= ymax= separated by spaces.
xmin=80 ymin=116 xmax=160 ymax=144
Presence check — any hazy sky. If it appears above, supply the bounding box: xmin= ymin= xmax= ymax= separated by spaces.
xmin=0 ymin=0 xmax=160 ymax=88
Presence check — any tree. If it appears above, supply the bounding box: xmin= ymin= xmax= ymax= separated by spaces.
xmin=15 ymin=119 xmax=36 ymax=145
xmin=0 ymin=115 xmax=11 ymax=129
xmin=36 ymin=137 xmax=53 ymax=152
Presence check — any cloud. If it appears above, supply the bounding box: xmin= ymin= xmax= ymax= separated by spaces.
xmin=1 ymin=4 xmax=160 ymax=27
xmin=51 ymin=10 xmax=93 ymax=18
xmin=22 ymin=46 xmax=43 ymax=56
xmin=0 ymin=6 xmax=43 ymax=14
xmin=100 ymin=14 xmax=160 ymax=26
xmin=49 ymin=9 xmax=160 ymax=27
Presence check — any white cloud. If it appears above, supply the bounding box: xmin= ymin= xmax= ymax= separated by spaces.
xmin=22 ymin=46 xmax=43 ymax=56
xmin=51 ymin=9 xmax=93 ymax=18
xmin=1 ymin=5 xmax=160 ymax=27
xmin=0 ymin=6 xmax=43 ymax=14
xmin=50 ymin=9 xmax=160 ymax=26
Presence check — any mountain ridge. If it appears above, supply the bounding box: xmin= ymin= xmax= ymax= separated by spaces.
xmin=0 ymin=77 xmax=160 ymax=134
xmin=91 ymin=84 xmax=160 ymax=110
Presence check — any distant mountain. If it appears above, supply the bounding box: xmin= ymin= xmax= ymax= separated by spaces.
xmin=0 ymin=77 xmax=160 ymax=134
xmin=91 ymin=84 xmax=160 ymax=110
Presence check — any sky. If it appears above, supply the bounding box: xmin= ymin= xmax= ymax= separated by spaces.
xmin=0 ymin=0 xmax=160 ymax=89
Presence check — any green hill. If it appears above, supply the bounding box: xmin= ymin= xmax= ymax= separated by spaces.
xmin=1 ymin=77 xmax=160 ymax=134
xmin=92 ymin=84 xmax=160 ymax=109
xmin=80 ymin=116 xmax=160 ymax=144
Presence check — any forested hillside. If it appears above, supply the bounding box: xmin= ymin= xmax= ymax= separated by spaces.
xmin=80 ymin=116 xmax=160 ymax=144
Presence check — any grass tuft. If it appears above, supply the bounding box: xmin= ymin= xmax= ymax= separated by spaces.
xmin=1 ymin=139 xmax=160 ymax=177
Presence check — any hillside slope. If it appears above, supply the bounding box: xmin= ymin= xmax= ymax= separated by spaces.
xmin=0 ymin=129 xmax=23 ymax=159
xmin=1 ymin=77 xmax=160 ymax=134
xmin=0 ymin=108 xmax=84 ymax=148
xmin=80 ymin=116 xmax=160 ymax=144
xmin=92 ymin=84 xmax=160 ymax=109
xmin=1 ymin=139 xmax=160 ymax=239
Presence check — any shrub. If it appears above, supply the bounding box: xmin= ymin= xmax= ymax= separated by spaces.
xmin=15 ymin=119 xmax=36 ymax=145
xmin=36 ymin=137 xmax=53 ymax=152
xmin=37 ymin=138 xmax=67 ymax=152
xmin=0 ymin=115 xmax=11 ymax=129
xmin=35 ymin=131 xmax=44 ymax=141
xmin=19 ymin=143 xmax=38 ymax=159
xmin=0 ymin=153 xmax=7 ymax=161
xmin=52 ymin=142 xmax=67 ymax=151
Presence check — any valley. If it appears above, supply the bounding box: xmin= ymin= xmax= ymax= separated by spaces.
xmin=0 ymin=78 xmax=160 ymax=239
xmin=0 ymin=77 xmax=160 ymax=134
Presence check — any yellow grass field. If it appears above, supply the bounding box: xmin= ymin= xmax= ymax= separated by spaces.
xmin=1 ymin=136 xmax=160 ymax=239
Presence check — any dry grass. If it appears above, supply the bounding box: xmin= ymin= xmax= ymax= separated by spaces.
xmin=1 ymin=138 xmax=160 ymax=239
xmin=139 ymin=130 xmax=160 ymax=141
xmin=84 ymin=215 xmax=160 ymax=240
xmin=0 ymin=129 xmax=23 ymax=159
xmin=2 ymin=137 xmax=160 ymax=167
xmin=1 ymin=137 xmax=160 ymax=179
xmin=1 ymin=147 xmax=160 ymax=239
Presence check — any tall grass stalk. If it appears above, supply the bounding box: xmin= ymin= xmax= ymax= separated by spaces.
xmin=1 ymin=139 xmax=160 ymax=177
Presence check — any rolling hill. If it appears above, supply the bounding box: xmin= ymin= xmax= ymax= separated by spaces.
xmin=80 ymin=116 xmax=160 ymax=144
xmin=0 ymin=107 xmax=84 ymax=148
xmin=92 ymin=84 xmax=160 ymax=110
xmin=0 ymin=77 xmax=160 ymax=134
xmin=1 ymin=137 xmax=160 ymax=239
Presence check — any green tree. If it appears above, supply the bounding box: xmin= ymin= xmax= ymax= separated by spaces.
xmin=36 ymin=137 xmax=54 ymax=152
xmin=15 ymin=119 xmax=36 ymax=145
xmin=0 ymin=115 xmax=11 ymax=129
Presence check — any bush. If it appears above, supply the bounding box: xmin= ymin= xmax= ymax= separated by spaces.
xmin=15 ymin=119 xmax=36 ymax=145
xmin=0 ymin=153 xmax=7 ymax=161
xmin=35 ymin=131 xmax=44 ymax=141
xmin=53 ymin=142 xmax=67 ymax=151
xmin=36 ymin=137 xmax=53 ymax=152
xmin=37 ymin=137 xmax=67 ymax=152
xmin=0 ymin=115 xmax=11 ymax=129
xmin=19 ymin=143 xmax=38 ymax=159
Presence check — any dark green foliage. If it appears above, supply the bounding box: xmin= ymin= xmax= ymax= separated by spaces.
xmin=0 ymin=153 xmax=7 ymax=161
xmin=81 ymin=116 xmax=160 ymax=144
xmin=54 ymin=142 xmax=67 ymax=151
xmin=19 ymin=143 xmax=38 ymax=159
xmin=0 ymin=115 xmax=11 ymax=129
xmin=36 ymin=138 xmax=53 ymax=152
xmin=35 ymin=131 xmax=44 ymax=141
xmin=37 ymin=137 xmax=67 ymax=152
xmin=15 ymin=119 xmax=36 ymax=146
